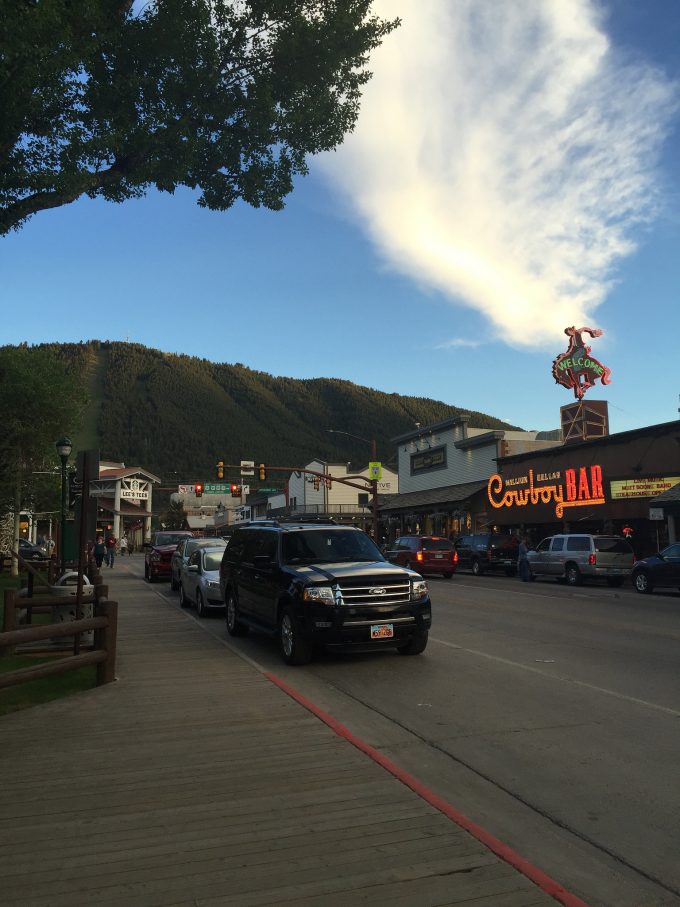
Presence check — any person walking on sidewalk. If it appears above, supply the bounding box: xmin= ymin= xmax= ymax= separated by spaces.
xmin=517 ymin=536 xmax=531 ymax=582
xmin=120 ymin=534 xmax=128 ymax=557
xmin=105 ymin=534 xmax=117 ymax=568
xmin=94 ymin=536 xmax=106 ymax=569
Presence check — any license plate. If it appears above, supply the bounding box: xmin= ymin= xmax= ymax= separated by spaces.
xmin=371 ymin=623 xmax=394 ymax=639
xmin=609 ymin=568 xmax=622 ymax=574
xmin=434 ymin=553 xmax=443 ymax=559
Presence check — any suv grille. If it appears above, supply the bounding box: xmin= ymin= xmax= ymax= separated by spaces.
xmin=335 ymin=579 xmax=411 ymax=607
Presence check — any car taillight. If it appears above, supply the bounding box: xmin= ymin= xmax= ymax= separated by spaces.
xmin=452 ymin=551 xmax=459 ymax=563
xmin=416 ymin=550 xmax=423 ymax=562
xmin=588 ymin=554 xmax=596 ymax=566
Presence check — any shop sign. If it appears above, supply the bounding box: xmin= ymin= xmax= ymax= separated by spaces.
xmin=488 ymin=464 xmax=606 ymax=519
xmin=552 ymin=326 xmax=612 ymax=400
xmin=411 ymin=446 xmax=446 ymax=473
xmin=610 ymin=476 xmax=680 ymax=500
xmin=649 ymin=507 xmax=665 ymax=521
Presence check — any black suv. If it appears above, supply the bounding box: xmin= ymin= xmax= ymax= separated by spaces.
xmin=219 ymin=521 xmax=432 ymax=665
xmin=454 ymin=532 xmax=520 ymax=576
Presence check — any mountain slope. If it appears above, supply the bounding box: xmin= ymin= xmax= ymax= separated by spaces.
xmin=30 ymin=341 xmax=519 ymax=483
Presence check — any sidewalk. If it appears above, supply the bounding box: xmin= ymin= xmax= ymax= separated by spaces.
xmin=0 ymin=561 xmax=564 ymax=907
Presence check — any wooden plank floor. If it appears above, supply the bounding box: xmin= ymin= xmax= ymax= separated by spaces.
xmin=0 ymin=560 xmax=557 ymax=907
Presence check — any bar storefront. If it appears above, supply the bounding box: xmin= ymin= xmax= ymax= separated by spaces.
xmin=489 ymin=420 xmax=680 ymax=556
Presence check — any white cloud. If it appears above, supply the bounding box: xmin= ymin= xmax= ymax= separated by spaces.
xmin=319 ymin=0 xmax=677 ymax=348
xmin=435 ymin=337 xmax=484 ymax=350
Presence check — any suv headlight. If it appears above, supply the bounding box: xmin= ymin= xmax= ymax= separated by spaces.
xmin=303 ymin=586 xmax=335 ymax=604
xmin=207 ymin=580 xmax=220 ymax=591
xmin=410 ymin=579 xmax=428 ymax=601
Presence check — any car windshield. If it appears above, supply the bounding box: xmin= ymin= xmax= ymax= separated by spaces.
xmin=204 ymin=550 xmax=224 ymax=570
xmin=282 ymin=529 xmax=384 ymax=564
xmin=155 ymin=533 xmax=190 ymax=546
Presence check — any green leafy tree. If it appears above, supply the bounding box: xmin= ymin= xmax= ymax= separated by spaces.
xmin=161 ymin=499 xmax=187 ymax=531
xmin=0 ymin=0 xmax=397 ymax=234
xmin=0 ymin=347 xmax=85 ymax=574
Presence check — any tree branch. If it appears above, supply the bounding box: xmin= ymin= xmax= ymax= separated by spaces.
xmin=0 ymin=162 xmax=128 ymax=235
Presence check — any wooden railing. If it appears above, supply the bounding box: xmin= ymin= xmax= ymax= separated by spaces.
xmin=0 ymin=565 xmax=118 ymax=689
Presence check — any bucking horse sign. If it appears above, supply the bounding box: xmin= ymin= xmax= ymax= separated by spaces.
xmin=552 ymin=326 xmax=612 ymax=400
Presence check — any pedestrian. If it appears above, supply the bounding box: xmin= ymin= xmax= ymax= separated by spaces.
xmin=94 ymin=535 xmax=106 ymax=569
xmin=105 ymin=534 xmax=117 ymax=568
xmin=45 ymin=536 xmax=56 ymax=556
xmin=517 ymin=536 xmax=531 ymax=582
xmin=120 ymin=534 xmax=128 ymax=556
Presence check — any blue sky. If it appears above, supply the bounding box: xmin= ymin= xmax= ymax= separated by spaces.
xmin=2 ymin=0 xmax=679 ymax=436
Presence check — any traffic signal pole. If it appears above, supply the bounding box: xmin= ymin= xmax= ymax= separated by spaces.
xmin=213 ymin=462 xmax=381 ymax=543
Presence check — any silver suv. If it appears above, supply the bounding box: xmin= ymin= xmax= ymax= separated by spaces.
xmin=527 ymin=534 xmax=634 ymax=587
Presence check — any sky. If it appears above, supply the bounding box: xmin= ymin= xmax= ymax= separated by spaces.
xmin=2 ymin=0 xmax=679 ymax=437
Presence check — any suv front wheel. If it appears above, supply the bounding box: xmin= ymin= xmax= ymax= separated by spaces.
xmin=279 ymin=604 xmax=312 ymax=666
xmin=398 ymin=631 xmax=429 ymax=656
xmin=471 ymin=558 xmax=483 ymax=576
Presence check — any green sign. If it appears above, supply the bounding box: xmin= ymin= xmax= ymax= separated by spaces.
xmin=258 ymin=487 xmax=280 ymax=493
xmin=204 ymin=483 xmax=230 ymax=494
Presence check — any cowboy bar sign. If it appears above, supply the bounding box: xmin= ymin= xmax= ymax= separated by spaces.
xmin=488 ymin=464 xmax=605 ymax=519
xmin=552 ymin=326 xmax=612 ymax=400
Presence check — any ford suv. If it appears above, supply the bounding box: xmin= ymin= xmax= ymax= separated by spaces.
xmin=219 ymin=520 xmax=432 ymax=665
xmin=527 ymin=534 xmax=634 ymax=586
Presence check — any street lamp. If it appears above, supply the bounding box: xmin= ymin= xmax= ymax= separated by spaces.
xmin=326 ymin=429 xmax=380 ymax=543
xmin=55 ymin=436 xmax=72 ymax=575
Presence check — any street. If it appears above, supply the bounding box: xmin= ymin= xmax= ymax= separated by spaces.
xmin=131 ymin=557 xmax=680 ymax=907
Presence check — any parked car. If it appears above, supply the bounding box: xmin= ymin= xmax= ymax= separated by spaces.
xmin=385 ymin=536 xmax=457 ymax=578
xmin=220 ymin=519 xmax=431 ymax=665
xmin=631 ymin=543 xmax=680 ymax=594
xmin=179 ymin=545 xmax=226 ymax=616
xmin=144 ymin=530 xmax=193 ymax=583
xmin=527 ymin=534 xmax=634 ymax=586
xmin=454 ymin=533 xmax=520 ymax=576
xmin=18 ymin=538 xmax=47 ymax=561
xmin=170 ymin=537 xmax=227 ymax=590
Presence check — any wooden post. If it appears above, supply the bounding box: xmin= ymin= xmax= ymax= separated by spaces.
xmin=1 ymin=589 xmax=17 ymax=656
xmin=95 ymin=600 xmax=118 ymax=685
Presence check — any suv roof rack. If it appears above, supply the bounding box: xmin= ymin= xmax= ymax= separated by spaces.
xmin=231 ymin=517 xmax=339 ymax=530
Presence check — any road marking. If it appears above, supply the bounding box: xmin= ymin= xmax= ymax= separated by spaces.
xmin=431 ymin=636 xmax=680 ymax=717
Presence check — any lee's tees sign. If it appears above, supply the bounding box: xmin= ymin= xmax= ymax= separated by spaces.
xmin=552 ymin=325 xmax=612 ymax=400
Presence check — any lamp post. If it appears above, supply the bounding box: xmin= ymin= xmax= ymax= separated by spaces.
xmin=326 ymin=430 xmax=380 ymax=543
xmin=55 ymin=436 xmax=72 ymax=575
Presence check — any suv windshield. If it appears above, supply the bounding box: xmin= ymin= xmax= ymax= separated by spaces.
xmin=282 ymin=529 xmax=384 ymax=564
xmin=204 ymin=549 xmax=224 ymax=570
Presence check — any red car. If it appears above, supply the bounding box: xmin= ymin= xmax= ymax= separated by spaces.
xmin=385 ymin=536 xmax=458 ymax=578
xmin=144 ymin=530 xmax=193 ymax=583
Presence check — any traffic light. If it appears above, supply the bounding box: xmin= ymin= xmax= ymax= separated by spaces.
xmin=258 ymin=463 xmax=266 ymax=482
xmin=216 ymin=460 xmax=224 ymax=480
xmin=313 ymin=476 xmax=320 ymax=491
xmin=195 ymin=482 xmax=203 ymax=498
xmin=230 ymin=483 xmax=241 ymax=498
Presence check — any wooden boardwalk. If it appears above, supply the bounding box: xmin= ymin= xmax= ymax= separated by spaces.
xmin=0 ymin=561 xmax=557 ymax=907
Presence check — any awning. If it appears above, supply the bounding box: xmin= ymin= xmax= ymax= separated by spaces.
xmin=379 ymin=480 xmax=487 ymax=513
xmin=651 ymin=482 xmax=680 ymax=505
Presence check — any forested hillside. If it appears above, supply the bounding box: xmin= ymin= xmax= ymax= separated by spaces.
xmin=24 ymin=341 xmax=518 ymax=483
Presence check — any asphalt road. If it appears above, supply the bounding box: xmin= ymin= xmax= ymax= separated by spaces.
xmin=130 ymin=557 xmax=680 ymax=907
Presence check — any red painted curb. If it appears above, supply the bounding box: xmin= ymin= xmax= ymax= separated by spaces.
xmin=264 ymin=671 xmax=591 ymax=907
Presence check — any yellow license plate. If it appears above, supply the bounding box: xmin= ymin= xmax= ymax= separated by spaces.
xmin=371 ymin=624 xmax=394 ymax=639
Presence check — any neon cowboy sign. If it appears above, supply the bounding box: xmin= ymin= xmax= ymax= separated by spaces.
xmin=488 ymin=465 xmax=606 ymax=519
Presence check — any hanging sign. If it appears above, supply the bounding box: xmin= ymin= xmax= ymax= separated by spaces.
xmin=552 ymin=326 xmax=612 ymax=400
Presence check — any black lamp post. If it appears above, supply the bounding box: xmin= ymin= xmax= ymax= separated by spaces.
xmin=326 ymin=429 xmax=380 ymax=543
xmin=55 ymin=436 xmax=72 ymax=575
